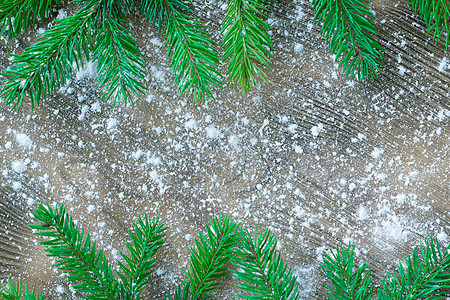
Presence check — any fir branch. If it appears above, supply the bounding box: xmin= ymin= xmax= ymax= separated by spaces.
xmin=0 ymin=278 xmax=45 ymax=300
xmin=0 ymin=0 xmax=59 ymax=40
xmin=231 ymin=226 xmax=300 ymax=300
xmin=184 ymin=214 xmax=239 ymax=299
xmin=28 ymin=203 xmax=118 ymax=299
xmin=163 ymin=282 xmax=191 ymax=300
xmin=0 ymin=0 xmax=97 ymax=110
xmin=221 ymin=0 xmax=273 ymax=93
xmin=378 ymin=237 xmax=450 ymax=299
xmin=117 ymin=214 xmax=166 ymax=299
xmin=320 ymin=242 xmax=373 ymax=300
xmin=140 ymin=0 xmax=222 ymax=103
xmin=93 ymin=16 xmax=147 ymax=107
xmin=312 ymin=0 xmax=384 ymax=81
xmin=410 ymin=0 xmax=450 ymax=47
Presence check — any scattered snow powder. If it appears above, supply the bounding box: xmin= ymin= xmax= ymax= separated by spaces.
xmin=437 ymin=231 xmax=448 ymax=242
xmin=149 ymin=38 xmax=163 ymax=47
xmin=228 ymin=135 xmax=239 ymax=147
xmin=294 ymin=205 xmax=306 ymax=218
xmin=323 ymin=81 xmax=331 ymax=88
xmin=206 ymin=125 xmax=222 ymax=139
xmin=12 ymin=160 xmax=26 ymax=173
xmin=132 ymin=149 xmax=144 ymax=160
xmin=76 ymin=61 xmax=97 ymax=80
xmin=87 ymin=205 xmax=95 ymax=213
xmin=12 ymin=181 xmax=22 ymax=190
xmin=5 ymin=141 xmax=12 ymax=149
xmin=293 ymin=145 xmax=303 ymax=154
xmin=91 ymin=102 xmax=101 ymax=113
xmin=78 ymin=105 xmax=90 ymax=121
xmin=16 ymin=133 xmax=33 ymax=148
xmin=311 ymin=123 xmax=324 ymax=137
xmin=56 ymin=9 xmax=67 ymax=20
xmin=287 ymin=124 xmax=298 ymax=133
xmin=397 ymin=66 xmax=406 ymax=75
xmin=371 ymin=147 xmax=384 ymax=159
xmin=437 ymin=57 xmax=447 ymax=72
xmin=56 ymin=286 xmax=64 ymax=293
xmin=295 ymin=6 xmax=305 ymax=21
xmin=185 ymin=119 xmax=197 ymax=130
xmin=394 ymin=193 xmax=407 ymax=204
xmin=294 ymin=43 xmax=304 ymax=54
xmin=357 ymin=205 xmax=368 ymax=220
xmin=107 ymin=118 xmax=118 ymax=130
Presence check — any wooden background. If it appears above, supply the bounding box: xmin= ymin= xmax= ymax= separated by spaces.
xmin=0 ymin=0 xmax=449 ymax=298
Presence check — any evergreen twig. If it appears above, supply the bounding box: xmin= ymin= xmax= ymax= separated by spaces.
xmin=28 ymin=203 xmax=118 ymax=299
xmin=221 ymin=0 xmax=273 ymax=93
xmin=321 ymin=243 xmax=373 ymax=300
xmin=117 ymin=215 xmax=166 ymax=299
xmin=378 ymin=237 xmax=450 ymax=299
xmin=0 ymin=0 xmax=59 ymax=40
xmin=0 ymin=278 xmax=44 ymax=300
xmin=312 ymin=0 xmax=384 ymax=80
xmin=410 ymin=0 xmax=450 ymax=47
xmin=231 ymin=226 xmax=300 ymax=299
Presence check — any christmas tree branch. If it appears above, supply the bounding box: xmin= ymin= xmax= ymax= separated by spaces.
xmin=312 ymin=0 xmax=384 ymax=80
xmin=378 ymin=237 xmax=450 ymax=299
xmin=117 ymin=215 xmax=166 ymax=299
xmin=141 ymin=0 xmax=222 ymax=103
xmin=0 ymin=278 xmax=44 ymax=300
xmin=221 ymin=0 xmax=273 ymax=93
xmin=0 ymin=0 xmax=59 ymax=40
xmin=231 ymin=226 xmax=300 ymax=299
xmin=29 ymin=203 xmax=118 ymax=299
xmin=410 ymin=0 xmax=450 ymax=47
xmin=321 ymin=243 xmax=373 ymax=300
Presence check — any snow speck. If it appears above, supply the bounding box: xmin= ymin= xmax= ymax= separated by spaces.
xmin=357 ymin=205 xmax=368 ymax=220
xmin=206 ymin=125 xmax=222 ymax=139
xmin=56 ymin=285 xmax=64 ymax=293
xmin=91 ymin=102 xmax=101 ymax=113
xmin=349 ymin=183 xmax=356 ymax=191
xmin=56 ymin=9 xmax=67 ymax=20
xmin=228 ymin=135 xmax=239 ymax=147
xmin=5 ymin=141 xmax=12 ymax=149
xmin=107 ymin=118 xmax=118 ymax=130
xmin=16 ymin=133 xmax=33 ymax=148
xmin=437 ymin=57 xmax=447 ymax=72
xmin=76 ymin=61 xmax=97 ymax=80
xmin=132 ymin=149 xmax=144 ymax=160
xmin=394 ymin=193 xmax=407 ymax=205
xmin=323 ymin=81 xmax=331 ymax=88
xmin=293 ymin=145 xmax=303 ymax=154
xmin=78 ymin=105 xmax=90 ymax=121
xmin=294 ymin=43 xmax=304 ymax=54
xmin=311 ymin=123 xmax=324 ymax=137
xmin=371 ymin=147 xmax=384 ymax=159
xmin=149 ymin=38 xmax=163 ymax=47
xmin=27 ymin=197 xmax=35 ymax=206
xmin=295 ymin=6 xmax=305 ymax=21
xmin=87 ymin=205 xmax=96 ymax=213
xmin=437 ymin=231 xmax=448 ymax=242
xmin=294 ymin=205 xmax=306 ymax=218
xmin=12 ymin=160 xmax=26 ymax=173
xmin=12 ymin=181 xmax=22 ymax=190
xmin=397 ymin=66 xmax=406 ymax=75
xmin=287 ymin=124 xmax=298 ymax=133
xmin=185 ymin=119 xmax=197 ymax=130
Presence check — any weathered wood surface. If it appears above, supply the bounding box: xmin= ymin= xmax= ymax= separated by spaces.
xmin=0 ymin=0 xmax=449 ymax=298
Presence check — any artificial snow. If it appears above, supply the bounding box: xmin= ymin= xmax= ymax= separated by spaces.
xmin=16 ymin=133 xmax=33 ymax=148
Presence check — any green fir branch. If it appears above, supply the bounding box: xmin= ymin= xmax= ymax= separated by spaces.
xmin=0 ymin=278 xmax=45 ymax=300
xmin=231 ymin=226 xmax=300 ymax=300
xmin=320 ymin=242 xmax=373 ymax=300
xmin=221 ymin=0 xmax=273 ymax=93
xmin=183 ymin=214 xmax=239 ymax=299
xmin=117 ymin=215 xmax=166 ymax=299
xmin=0 ymin=0 xmax=97 ymax=110
xmin=312 ymin=0 xmax=384 ymax=81
xmin=0 ymin=0 xmax=59 ymax=40
xmin=410 ymin=0 xmax=450 ymax=47
xmin=28 ymin=202 xmax=118 ymax=299
xmin=163 ymin=282 xmax=191 ymax=300
xmin=378 ymin=237 xmax=450 ymax=299
xmin=93 ymin=16 xmax=147 ymax=107
xmin=141 ymin=0 xmax=222 ymax=103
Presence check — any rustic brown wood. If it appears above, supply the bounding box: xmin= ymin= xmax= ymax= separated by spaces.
xmin=0 ymin=0 xmax=448 ymax=298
